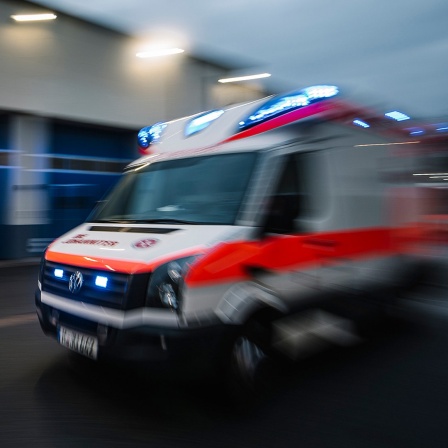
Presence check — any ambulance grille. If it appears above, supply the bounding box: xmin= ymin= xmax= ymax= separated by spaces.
xmin=42 ymin=261 xmax=150 ymax=310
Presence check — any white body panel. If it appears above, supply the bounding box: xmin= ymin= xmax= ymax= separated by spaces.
xmin=48 ymin=223 xmax=251 ymax=270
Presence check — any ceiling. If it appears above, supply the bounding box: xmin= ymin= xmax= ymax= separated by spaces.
xmin=26 ymin=0 xmax=448 ymax=118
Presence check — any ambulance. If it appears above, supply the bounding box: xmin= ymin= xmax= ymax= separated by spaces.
xmin=35 ymin=85 xmax=424 ymax=386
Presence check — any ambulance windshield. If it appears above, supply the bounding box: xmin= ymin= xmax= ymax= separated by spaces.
xmin=90 ymin=152 xmax=257 ymax=225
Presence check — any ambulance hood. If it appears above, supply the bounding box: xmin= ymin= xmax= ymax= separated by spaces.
xmin=46 ymin=222 xmax=250 ymax=274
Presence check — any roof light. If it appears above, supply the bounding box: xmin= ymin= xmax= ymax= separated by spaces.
xmin=136 ymin=48 xmax=184 ymax=58
xmin=238 ymin=85 xmax=339 ymax=132
xmin=385 ymin=111 xmax=410 ymax=121
xmin=137 ymin=122 xmax=167 ymax=153
xmin=11 ymin=13 xmax=57 ymax=22
xmin=218 ymin=73 xmax=271 ymax=83
xmin=185 ymin=110 xmax=224 ymax=136
xmin=353 ymin=119 xmax=370 ymax=128
xmin=303 ymin=85 xmax=338 ymax=100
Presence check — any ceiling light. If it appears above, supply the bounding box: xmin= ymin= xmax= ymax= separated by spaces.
xmin=353 ymin=119 xmax=370 ymax=128
xmin=136 ymin=48 xmax=184 ymax=58
xmin=384 ymin=111 xmax=410 ymax=121
xmin=218 ymin=73 xmax=271 ymax=83
xmin=11 ymin=13 xmax=57 ymax=22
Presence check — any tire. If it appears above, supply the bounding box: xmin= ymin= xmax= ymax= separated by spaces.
xmin=230 ymin=333 xmax=268 ymax=388
xmin=226 ymin=310 xmax=282 ymax=401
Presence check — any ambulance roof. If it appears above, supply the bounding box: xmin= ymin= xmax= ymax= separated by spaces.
xmin=127 ymin=84 xmax=415 ymax=170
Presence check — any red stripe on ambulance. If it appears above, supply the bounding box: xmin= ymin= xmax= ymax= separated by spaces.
xmin=185 ymin=225 xmax=423 ymax=287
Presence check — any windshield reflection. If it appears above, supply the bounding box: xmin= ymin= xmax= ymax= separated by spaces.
xmin=90 ymin=153 xmax=257 ymax=225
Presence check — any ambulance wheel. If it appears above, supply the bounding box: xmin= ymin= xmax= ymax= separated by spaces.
xmin=227 ymin=310 xmax=282 ymax=399
xmin=231 ymin=333 xmax=267 ymax=388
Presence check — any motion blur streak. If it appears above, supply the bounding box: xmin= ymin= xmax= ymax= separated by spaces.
xmin=0 ymin=313 xmax=37 ymax=329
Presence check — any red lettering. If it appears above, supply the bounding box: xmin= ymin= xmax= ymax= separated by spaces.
xmin=62 ymin=238 xmax=118 ymax=246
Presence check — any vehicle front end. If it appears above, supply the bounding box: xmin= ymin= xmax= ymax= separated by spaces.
xmin=35 ymin=149 xmax=260 ymax=371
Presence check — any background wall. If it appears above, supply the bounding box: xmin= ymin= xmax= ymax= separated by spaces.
xmin=0 ymin=0 xmax=265 ymax=127
xmin=0 ymin=0 xmax=268 ymax=259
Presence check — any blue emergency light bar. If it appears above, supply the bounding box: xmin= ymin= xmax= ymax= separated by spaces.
xmin=185 ymin=109 xmax=224 ymax=137
xmin=137 ymin=122 xmax=167 ymax=149
xmin=238 ymin=85 xmax=339 ymax=132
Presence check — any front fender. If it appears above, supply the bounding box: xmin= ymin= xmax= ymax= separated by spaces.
xmin=215 ymin=282 xmax=288 ymax=325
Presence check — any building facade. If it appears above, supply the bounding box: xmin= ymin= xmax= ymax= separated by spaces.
xmin=0 ymin=0 xmax=267 ymax=258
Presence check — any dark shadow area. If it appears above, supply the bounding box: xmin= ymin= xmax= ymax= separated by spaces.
xmin=26 ymin=310 xmax=448 ymax=448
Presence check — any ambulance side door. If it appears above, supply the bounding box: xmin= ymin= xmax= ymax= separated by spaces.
xmin=254 ymin=148 xmax=354 ymax=305
xmin=249 ymin=151 xmax=322 ymax=306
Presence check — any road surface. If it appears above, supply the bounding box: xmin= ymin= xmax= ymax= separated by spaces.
xmin=1 ymin=262 xmax=448 ymax=447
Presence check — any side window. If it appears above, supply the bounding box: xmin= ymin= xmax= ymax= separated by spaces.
xmin=264 ymin=152 xmax=317 ymax=234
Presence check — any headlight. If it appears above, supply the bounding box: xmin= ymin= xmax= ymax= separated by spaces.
xmin=146 ymin=256 xmax=198 ymax=311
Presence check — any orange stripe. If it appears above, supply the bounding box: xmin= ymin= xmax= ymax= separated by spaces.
xmin=46 ymin=246 xmax=205 ymax=274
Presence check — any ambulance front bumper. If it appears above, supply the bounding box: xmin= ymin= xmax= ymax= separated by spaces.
xmin=35 ymin=288 xmax=232 ymax=370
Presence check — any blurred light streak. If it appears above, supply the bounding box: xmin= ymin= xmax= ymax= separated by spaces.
xmin=355 ymin=141 xmax=420 ymax=147
xmin=218 ymin=73 xmax=271 ymax=83
xmin=136 ymin=48 xmax=184 ymax=58
xmin=11 ymin=13 xmax=57 ymax=22
xmin=413 ymin=173 xmax=448 ymax=176
xmin=0 ymin=314 xmax=37 ymax=329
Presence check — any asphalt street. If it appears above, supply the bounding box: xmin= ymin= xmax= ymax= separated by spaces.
xmin=1 ymin=262 xmax=448 ymax=447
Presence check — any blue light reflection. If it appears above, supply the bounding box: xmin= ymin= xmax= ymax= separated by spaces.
xmin=185 ymin=110 xmax=224 ymax=137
